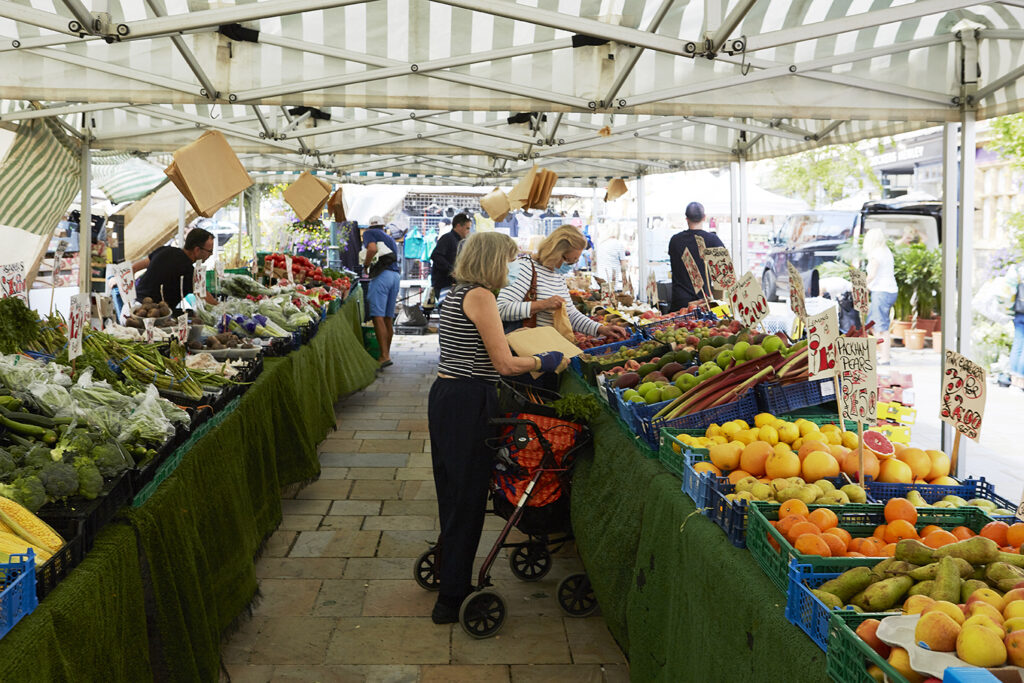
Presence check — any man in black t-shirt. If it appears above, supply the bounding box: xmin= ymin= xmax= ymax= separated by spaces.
xmin=667 ymin=202 xmax=724 ymax=312
xmin=132 ymin=228 xmax=219 ymax=311
xmin=430 ymin=213 xmax=471 ymax=305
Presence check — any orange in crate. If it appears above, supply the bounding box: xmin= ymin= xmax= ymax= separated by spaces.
xmin=794 ymin=533 xmax=831 ymax=557
xmin=884 ymin=498 xmax=918 ymax=525
xmin=980 ymin=521 xmax=1010 ymax=547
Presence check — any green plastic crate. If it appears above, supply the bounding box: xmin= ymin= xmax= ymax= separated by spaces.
xmin=747 ymin=501 xmax=995 ymax=594
xmin=659 ymin=429 xmax=707 ymax=477
xmin=826 ymin=611 xmax=910 ymax=683
xmin=779 ymin=405 xmax=858 ymax=432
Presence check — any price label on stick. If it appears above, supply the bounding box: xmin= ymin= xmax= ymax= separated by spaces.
xmin=681 ymin=247 xmax=704 ymax=295
xmin=787 ymin=262 xmax=807 ymax=321
xmin=727 ymin=271 xmax=768 ymax=328
xmin=264 ymin=256 xmax=274 ymax=279
xmin=807 ymin=307 xmax=839 ymax=380
xmin=285 ymin=255 xmax=293 ymax=282
xmin=176 ymin=314 xmax=189 ymax=344
xmin=143 ymin=317 xmax=155 ymax=344
xmin=53 ymin=239 xmax=68 ymax=281
xmin=705 ymin=247 xmax=736 ymax=290
xmin=113 ymin=261 xmax=137 ymax=308
xmin=835 ymin=337 xmax=877 ymax=427
xmin=193 ymin=261 xmax=206 ymax=299
xmin=849 ymin=267 xmax=869 ymax=317
xmin=940 ymin=350 xmax=986 ymax=441
xmin=0 ymin=261 xmax=27 ymax=301
xmin=67 ymin=293 xmax=89 ymax=360
xmin=694 ymin=235 xmax=707 ymax=261
xmin=1017 ymin=491 xmax=1024 ymax=522
xmin=215 ymin=260 xmax=225 ymax=292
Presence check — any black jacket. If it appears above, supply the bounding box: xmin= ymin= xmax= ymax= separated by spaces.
xmin=430 ymin=231 xmax=463 ymax=291
xmin=667 ymin=229 xmax=724 ymax=310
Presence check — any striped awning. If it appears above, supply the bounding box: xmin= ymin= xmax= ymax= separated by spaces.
xmin=93 ymin=156 xmax=169 ymax=203
xmin=0 ymin=118 xmax=80 ymax=235
xmin=0 ymin=1 xmax=1023 ymax=183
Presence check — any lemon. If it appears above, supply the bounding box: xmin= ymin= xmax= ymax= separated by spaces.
xmin=733 ymin=419 xmax=750 ymax=431
xmin=791 ymin=437 xmax=803 ymax=451
xmin=824 ymin=430 xmax=842 ymax=446
xmin=709 ymin=435 xmax=728 ymax=445
xmin=841 ymin=431 xmax=860 ymax=450
xmin=773 ymin=419 xmax=787 ymax=431
xmin=754 ymin=413 xmax=776 ymax=428
xmin=671 ymin=441 xmax=682 ymax=454
xmin=778 ymin=423 xmax=800 ymax=444
xmin=773 ymin=442 xmax=793 ymax=457
xmin=758 ymin=425 xmax=779 ymax=446
xmin=733 ymin=430 xmax=756 ymax=445
xmin=798 ymin=420 xmax=819 ymax=437
xmin=705 ymin=423 xmax=723 ymax=438
xmin=721 ymin=422 xmax=742 ymax=438
xmin=803 ymin=431 xmax=826 ymax=445
xmin=820 ymin=423 xmax=840 ymax=434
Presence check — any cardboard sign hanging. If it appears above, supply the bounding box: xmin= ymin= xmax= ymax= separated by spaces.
xmin=0 ymin=261 xmax=27 ymax=301
xmin=646 ymin=271 xmax=659 ymax=306
xmin=940 ymin=350 xmax=986 ymax=441
xmin=727 ymin=272 xmax=767 ymax=327
xmin=705 ymin=247 xmax=737 ymax=290
xmin=604 ymin=178 xmax=628 ymax=202
xmin=480 ymin=188 xmax=512 ymax=222
xmin=787 ymin=262 xmax=807 ymax=321
xmin=835 ymin=337 xmax=878 ymax=427
xmin=807 ymin=307 xmax=840 ymax=380
xmin=53 ymin=239 xmax=68 ymax=280
xmin=112 ymin=261 xmax=137 ymax=308
xmin=164 ymin=130 xmax=253 ymax=218
xmin=284 ymin=171 xmax=332 ymax=222
xmin=67 ymin=293 xmax=89 ymax=360
xmin=849 ymin=267 xmax=870 ymax=317
xmin=681 ymin=247 xmax=704 ymax=294
xmin=529 ymin=169 xmax=558 ymax=210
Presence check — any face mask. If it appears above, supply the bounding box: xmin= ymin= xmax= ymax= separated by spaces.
xmin=556 ymin=263 xmax=573 ymax=275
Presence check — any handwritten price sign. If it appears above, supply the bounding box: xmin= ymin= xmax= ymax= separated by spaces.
xmin=682 ymin=247 xmax=704 ymax=295
xmin=193 ymin=261 xmax=207 ymax=299
xmin=0 ymin=261 xmax=27 ymax=301
xmin=705 ymin=247 xmax=736 ymax=290
xmin=113 ymin=261 xmax=137 ymax=308
xmin=176 ymin=314 xmax=189 ymax=344
xmin=807 ymin=307 xmax=839 ymax=380
xmin=835 ymin=337 xmax=877 ymax=427
xmin=940 ymin=350 xmax=986 ymax=441
xmin=849 ymin=267 xmax=869 ymax=317
xmin=728 ymin=271 xmax=768 ymax=327
xmin=67 ymin=293 xmax=89 ymax=360
xmin=694 ymin=235 xmax=707 ymax=260
xmin=787 ymin=261 xmax=807 ymax=321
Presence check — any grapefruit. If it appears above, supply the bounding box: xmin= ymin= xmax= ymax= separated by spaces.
xmin=693 ymin=461 xmax=722 ymax=476
xmin=840 ymin=449 xmax=880 ymax=482
xmin=765 ymin=448 xmax=802 ymax=479
xmin=802 ymin=450 xmax=840 ymax=481
xmin=877 ymin=458 xmax=913 ymax=484
xmin=863 ymin=430 xmax=896 ymax=461
xmin=740 ymin=441 xmax=773 ymax=477
xmin=930 ymin=475 xmax=959 ymax=486
xmin=897 ymin=447 xmax=931 ymax=479
xmin=709 ymin=442 xmax=742 ymax=471
xmin=926 ymin=450 xmax=951 ymax=480
xmin=798 ymin=439 xmax=830 ymax=461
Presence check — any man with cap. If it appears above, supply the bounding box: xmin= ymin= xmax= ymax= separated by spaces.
xmin=362 ymin=216 xmax=402 ymax=368
xmin=667 ymin=202 xmax=724 ymax=312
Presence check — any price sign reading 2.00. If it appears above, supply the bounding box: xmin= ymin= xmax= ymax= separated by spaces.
xmin=940 ymin=350 xmax=986 ymax=441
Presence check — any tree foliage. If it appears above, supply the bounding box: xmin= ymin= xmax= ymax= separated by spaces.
xmin=987 ymin=113 xmax=1024 ymax=166
xmin=767 ymin=144 xmax=881 ymax=209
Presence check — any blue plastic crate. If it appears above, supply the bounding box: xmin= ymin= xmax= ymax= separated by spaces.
xmin=0 ymin=551 xmax=37 ymax=641
xmin=786 ymin=561 xmax=878 ymax=653
xmin=756 ymin=378 xmax=838 ymax=415
xmin=569 ymin=333 xmax=646 ymax=376
xmin=943 ymin=669 xmax=1002 ymax=683
xmin=867 ymin=476 xmax=1018 ymax=519
xmin=639 ymin=391 xmax=758 ymax=450
xmin=657 ymin=432 xmax=718 ymax=510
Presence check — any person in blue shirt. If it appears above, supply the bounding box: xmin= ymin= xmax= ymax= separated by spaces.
xmin=362 ymin=216 xmax=402 ymax=368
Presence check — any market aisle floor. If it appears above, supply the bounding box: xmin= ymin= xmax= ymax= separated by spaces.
xmin=221 ymin=333 xmax=629 ymax=683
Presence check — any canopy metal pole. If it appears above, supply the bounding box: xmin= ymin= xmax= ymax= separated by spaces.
xmin=957 ymin=112 xmax=976 ymax=356
xmin=177 ymin=194 xmax=186 ymax=247
xmin=940 ymin=122 xmax=958 ymax=454
xmin=738 ymin=156 xmax=748 ymax=274
xmin=78 ymin=132 xmax=91 ymax=295
xmin=637 ymin=175 xmax=648 ymax=302
xmin=729 ymin=162 xmax=740 ymax=268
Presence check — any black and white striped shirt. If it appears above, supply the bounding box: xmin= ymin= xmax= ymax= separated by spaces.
xmin=437 ymin=285 xmax=500 ymax=383
xmin=496 ymin=257 xmax=602 ymax=337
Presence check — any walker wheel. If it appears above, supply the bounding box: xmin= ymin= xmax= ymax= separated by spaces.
xmin=414 ymin=547 xmax=440 ymax=591
xmin=557 ymin=573 xmax=598 ymax=617
xmin=459 ymin=589 xmax=506 ymax=639
xmin=509 ymin=543 xmax=552 ymax=581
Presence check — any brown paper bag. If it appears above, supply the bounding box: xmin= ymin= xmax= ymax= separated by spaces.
xmin=528 ymin=170 xmax=558 ymax=210
xmin=507 ymin=166 xmax=538 ymax=211
xmin=480 ymin=187 xmax=511 ymax=221
xmin=505 ymin=325 xmax=583 ymax=376
xmin=164 ymin=131 xmax=253 ymax=218
xmin=327 ymin=188 xmax=346 ymax=221
xmin=284 ymin=171 xmax=332 ymax=222
xmin=551 ymin=306 xmax=575 ymax=344
xmin=604 ymin=178 xmax=628 ymax=202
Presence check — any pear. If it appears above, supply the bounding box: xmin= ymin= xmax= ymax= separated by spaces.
xmin=795 ymin=485 xmax=820 ymax=505
xmin=943 ymin=495 xmax=968 ymax=507
xmin=769 ymin=478 xmax=791 ymax=496
xmin=813 ymin=479 xmax=836 ymax=496
xmin=787 ymin=476 xmax=806 ymax=487
xmin=735 ymin=476 xmax=759 ymax=494
xmin=776 ymin=486 xmax=801 ymax=503
xmin=966 ymin=498 xmax=997 ymax=512
xmin=932 ymin=500 xmax=956 ymax=509
xmin=734 ymin=491 xmax=755 ymax=502
xmin=906 ymin=490 xmax=929 ymax=507
xmin=841 ymin=484 xmax=867 ymax=504
xmin=750 ymin=483 xmax=773 ymax=501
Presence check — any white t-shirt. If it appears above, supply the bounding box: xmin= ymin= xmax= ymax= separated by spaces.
xmin=866 ymin=246 xmax=898 ymax=294
xmin=597 ymin=238 xmax=627 ymax=273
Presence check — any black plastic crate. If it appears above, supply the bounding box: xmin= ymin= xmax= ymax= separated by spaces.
xmin=36 ymin=471 xmax=133 ymax=558
xmin=35 ymin=517 xmax=85 ymax=600
xmin=129 ymin=427 xmax=185 ymax=498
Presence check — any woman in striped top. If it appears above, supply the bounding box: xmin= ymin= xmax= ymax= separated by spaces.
xmin=497 ymin=225 xmax=628 ymax=341
xmin=428 ymin=231 xmax=567 ymax=625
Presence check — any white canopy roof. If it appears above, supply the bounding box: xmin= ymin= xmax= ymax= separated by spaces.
xmin=1 ymin=0 xmax=1023 ymax=184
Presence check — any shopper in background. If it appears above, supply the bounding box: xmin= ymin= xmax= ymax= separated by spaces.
xmin=668 ymin=202 xmax=723 ymax=311
xmin=430 ymin=213 xmax=471 ymax=306
xmin=1004 ymin=261 xmax=1024 ymax=382
xmin=362 ymin=216 xmax=402 ymax=368
xmin=428 ymin=231 xmax=567 ymax=624
xmin=132 ymin=227 xmax=218 ymax=311
xmin=863 ymin=227 xmax=899 ymax=365
xmin=596 ymin=225 xmax=629 ymax=291
xmin=497 ymin=225 xmax=628 ymax=341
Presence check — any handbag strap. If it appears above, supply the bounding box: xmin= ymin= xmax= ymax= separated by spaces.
xmin=523 ymin=261 xmax=539 ymax=328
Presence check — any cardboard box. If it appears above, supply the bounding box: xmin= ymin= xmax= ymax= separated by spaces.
xmin=284 ymin=171 xmax=332 ymax=222
xmin=605 ymin=178 xmax=628 ymax=201
xmin=164 ymin=131 xmax=253 ymax=218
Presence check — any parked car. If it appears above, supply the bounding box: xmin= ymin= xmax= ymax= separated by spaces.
xmin=760 ymin=199 xmax=941 ymax=301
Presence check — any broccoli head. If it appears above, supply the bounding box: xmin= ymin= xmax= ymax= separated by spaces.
xmin=72 ymin=458 xmax=103 ymax=500
xmin=0 ymin=449 xmax=15 ymax=478
xmin=90 ymin=442 xmax=130 ymax=478
xmin=0 ymin=475 xmax=47 ymax=512
xmin=23 ymin=444 xmax=54 ymax=470
xmin=38 ymin=461 xmax=79 ymax=500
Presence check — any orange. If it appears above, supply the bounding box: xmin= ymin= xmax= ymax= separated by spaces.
xmin=884 ymin=498 xmax=918 ymax=525
xmin=896 ymin=447 xmax=931 ymax=480
xmin=779 ymin=499 xmax=810 ymax=518
xmin=824 ymin=527 xmax=852 ymax=548
xmin=808 ymin=508 xmax=839 ymax=532
xmin=739 ymin=441 xmax=773 ymax=477
xmin=919 ymin=525 xmax=942 ymax=538
xmin=845 ymin=551 xmax=867 ymax=557
xmin=787 ymin=521 xmax=822 ymax=545
xmin=980 ymin=521 xmax=1010 ymax=547
xmin=1007 ymin=523 xmax=1024 ymax=549
xmin=840 ymin=449 xmax=880 ymax=482
xmin=764 ymin=448 xmax=802 ymax=479
xmin=923 ymin=530 xmax=958 ymax=548
xmin=821 ymin=532 xmax=848 ymax=556
xmin=860 ymin=537 xmax=886 ymax=557
xmin=794 ymin=533 xmax=832 ymax=557
xmin=694 ymin=461 xmax=722 ymax=476
xmin=930 ymin=476 xmax=959 ymax=486
xmin=797 ymin=439 xmax=831 ymax=461
xmin=877 ymin=458 xmax=913 ymax=484
xmin=777 ymin=514 xmax=807 ymax=537
xmin=802 ymin=451 xmax=840 ymax=481
xmin=873 ymin=524 xmax=888 ymax=540
xmin=828 ymin=444 xmax=851 ymax=460
xmin=726 ymin=469 xmax=753 ymax=485
xmin=925 ymin=450 xmax=951 ymax=480
xmin=884 ymin=519 xmax=919 ymax=544
xmin=709 ymin=442 xmax=743 ymax=471
xmin=951 ymin=526 xmax=975 ymax=540
xmin=880 ymin=543 xmax=897 ymax=557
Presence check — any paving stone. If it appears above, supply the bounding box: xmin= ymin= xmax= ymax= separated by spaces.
xmin=320 ymin=453 xmax=409 ymax=468
xmin=380 ymin=500 xmax=438 ymax=517
xmin=297 ymin=479 xmax=353 ymax=500
xmin=399 ymin=481 xmax=437 ymax=501
xmin=252 ymin=579 xmax=322 ymax=617
xmin=408 ymin=431 xmax=430 ymax=440
xmin=329 ymin=430 xmax=355 ymax=439
xmin=343 ymin=557 xmax=421 ymax=580
xmin=326 ymin=618 xmax=450 ymax=665
xmin=221 ymin=664 xmax=274 ymax=682
xmin=220 ymin=615 xmax=265 ymax=665
xmin=290 ymin=530 xmax=381 ymax=558
xmin=346 ymin=467 xmax=397 ymax=480
xmin=269 ymin=664 xmax=419 ymax=683
xmin=281 ymin=499 xmax=331 ymax=516
xmin=359 ymin=439 xmax=425 ymax=454
xmin=318 ymin=439 xmax=363 ymax=453
xmin=317 ymin=467 xmax=350 ymax=479
xmin=393 ymin=467 xmax=433 ymax=481
xmin=312 ymin=579 xmax=367 ymax=617
xmin=248 ymin=616 xmax=336 ymax=665
xmin=336 ymin=419 xmax=399 ymax=431
xmin=354 ymin=430 xmax=410 ymax=440
xmin=255 ymin=558 xmax=346 ymax=580
xmin=278 ymin=515 xmax=324 ymax=531
xmin=376 ymin=530 xmax=438 ymax=558
xmin=319 ymin=516 xmax=366 ymax=531
xmin=405 ymin=453 xmax=433 ymax=468
xmin=264 ymin=530 xmax=298 ymax=557
xmin=349 ymin=480 xmax=403 ymax=500
xmin=510 ymin=664 xmax=612 ymax=682
xmin=452 ymin=617 xmax=570 ymax=665
xmin=419 ymin=665 xmax=511 ymax=682
xmin=361 ymin=579 xmax=437 ymax=617
xmin=328 ymin=500 xmax=382 ymax=516
xmin=395 ymin=419 xmax=428 ymax=431
xmin=564 ymin=618 xmax=626 ymax=664
xmin=361 ymin=515 xmax=435 ymax=531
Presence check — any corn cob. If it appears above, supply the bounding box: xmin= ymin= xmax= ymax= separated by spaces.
xmin=0 ymin=531 xmax=52 ymax=566
xmin=0 ymin=497 xmax=64 ymax=554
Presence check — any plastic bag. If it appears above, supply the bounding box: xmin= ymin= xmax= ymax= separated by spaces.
xmin=118 ymin=385 xmax=176 ymax=444
xmin=26 ymin=381 xmax=73 ymax=418
xmin=972 ymin=275 xmax=1013 ymax=324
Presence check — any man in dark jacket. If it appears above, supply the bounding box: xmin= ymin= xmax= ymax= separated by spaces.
xmin=430 ymin=213 xmax=471 ymax=305
xmin=667 ymin=202 xmax=724 ymax=311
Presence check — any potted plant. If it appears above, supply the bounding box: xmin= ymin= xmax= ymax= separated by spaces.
xmin=892 ymin=243 xmax=942 ymax=341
